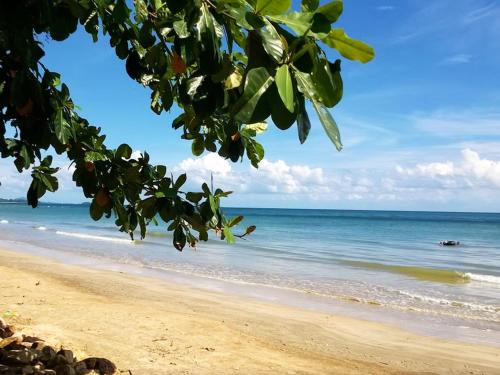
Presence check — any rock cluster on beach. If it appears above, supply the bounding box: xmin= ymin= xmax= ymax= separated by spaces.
xmin=0 ymin=318 xmax=116 ymax=375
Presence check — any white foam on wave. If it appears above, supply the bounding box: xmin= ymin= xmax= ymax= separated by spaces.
xmin=0 ymin=219 xmax=8 ymax=224
xmin=465 ymin=273 xmax=500 ymax=285
xmin=55 ymin=230 xmax=133 ymax=244
xmin=396 ymin=290 xmax=498 ymax=314
xmin=37 ymin=226 xmax=47 ymax=231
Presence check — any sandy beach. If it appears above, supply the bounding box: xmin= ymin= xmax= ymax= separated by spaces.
xmin=0 ymin=248 xmax=498 ymax=375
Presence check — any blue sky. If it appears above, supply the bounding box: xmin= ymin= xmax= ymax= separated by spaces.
xmin=2 ymin=0 xmax=500 ymax=211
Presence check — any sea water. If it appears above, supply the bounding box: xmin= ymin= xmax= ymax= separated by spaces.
xmin=1 ymin=204 xmax=499 ymax=346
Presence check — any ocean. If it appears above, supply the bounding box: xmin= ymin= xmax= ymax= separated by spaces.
xmin=1 ymin=204 xmax=499 ymax=346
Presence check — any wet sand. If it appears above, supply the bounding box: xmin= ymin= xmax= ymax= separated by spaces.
xmin=1 ymin=248 xmax=498 ymax=374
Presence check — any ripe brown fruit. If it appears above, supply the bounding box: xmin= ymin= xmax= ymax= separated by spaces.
xmin=172 ymin=52 xmax=187 ymax=75
xmin=95 ymin=189 xmax=110 ymax=208
xmin=84 ymin=161 xmax=95 ymax=172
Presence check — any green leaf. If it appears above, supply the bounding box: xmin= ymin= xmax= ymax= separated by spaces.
xmin=197 ymin=4 xmax=220 ymax=56
xmin=155 ymin=165 xmax=167 ymax=178
xmin=112 ymin=0 xmax=130 ymax=24
xmin=27 ymin=180 xmax=45 ymax=208
xmin=258 ymin=18 xmax=284 ymax=62
xmin=84 ymin=151 xmax=106 ymax=162
xmin=316 ymin=1 xmax=343 ymax=23
xmin=246 ymin=139 xmax=265 ymax=168
xmin=166 ymin=0 xmax=186 ymax=13
xmin=20 ymin=145 xmax=31 ymax=169
xmin=153 ymin=0 xmax=163 ymax=11
xmin=245 ymin=225 xmax=257 ymax=235
xmin=174 ymin=173 xmax=187 ymax=189
xmin=116 ymin=144 xmax=132 ymax=159
xmin=134 ymin=0 xmax=148 ymax=23
xmin=115 ymin=201 xmax=129 ymax=231
xmin=243 ymin=122 xmax=268 ymax=134
xmin=186 ymin=192 xmax=204 ymax=203
xmin=50 ymin=5 xmax=78 ymax=41
xmin=234 ymin=67 xmax=274 ymax=123
xmin=255 ymin=0 xmax=291 ymax=15
xmin=225 ymin=66 xmax=244 ymax=89
xmin=150 ymin=91 xmax=162 ymax=114
xmin=312 ymin=100 xmax=342 ymax=151
xmin=192 ymin=138 xmax=204 ymax=156
xmin=275 ymin=65 xmax=294 ymax=113
xmin=223 ymin=226 xmax=235 ymax=243
xmin=40 ymin=174 xmax=58 ymax=192
xmin=297 ymin=98 xmax=311 ymax=144
xmin=322 ymin=29 xmax=375 ymax=63
xmin=173 ymin=225 xmax=186 ymax=251
xmin=229 ymin=215 xmax=244 ymax=227
xmin=301 ymin=0 xmax=319 ymax=12
xmin=271 ymin=99 xmax=296 ymax=130
xmin=311 ymin=58 xmax=342 ymax=107
xmin=294 ymin=70 xmax=319 ymax=102
xmin=115 ymin=39 xmax=129 ymax=60
xmin=54 ymin=109 xmax=70 ymax=144
xmin=173 ymin=19 xmax=190 ymax=38
xmin=140 ymin=197 xmax=157 ymax=219
xmin=269 ymin=12 xmax=312 ymax=35
xmin=311 ymin=13 xmax=331 ymax=34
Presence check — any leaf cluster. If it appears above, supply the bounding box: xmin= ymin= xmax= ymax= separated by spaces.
xmin=0 ymin=0 xmax=373 ymax=249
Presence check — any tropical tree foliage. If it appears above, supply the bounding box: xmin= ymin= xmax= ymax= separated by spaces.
xmin=0 ymin=0 xmax=373 ymax=250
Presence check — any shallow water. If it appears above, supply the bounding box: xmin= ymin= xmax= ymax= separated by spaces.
xmin=1 ymin=204 xmax=499 ymax=345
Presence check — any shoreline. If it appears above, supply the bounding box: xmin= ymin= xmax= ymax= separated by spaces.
xmin=1 ymin=237 xmax=499 ymax=348
xmin=1 ymin=248 xmax=499 ymax=374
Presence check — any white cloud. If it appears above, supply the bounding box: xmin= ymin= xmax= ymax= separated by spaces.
xmin=394 ymin=1 xmax=500 ymax=44
xmin=411 ymin=108 xmax=500 ymax=137
xmin=177 ymin=153 xmax=232 ymax=178
xmin=2 ymin=147 xmax=500 ymax=211
xmin=377 ymin=5 xmax=395 ymax=11
xmin=171 ymin=149 xmax=500 ymax=210
xmin=439 ymin=54 xmax=472 ymax=65
xmin=0 ymin=158 xmax=81 ymax=202
xmin=461 ymin=149 xmax=500 ymax=186
xmin=250 ymin=159 xmax=326 ymax=194
xmin=396 ymin=161 xmax=455 ymax=177
xmin=174 ymin=154 xmax=330 ymax=196
xmin=130 ymin=150 xmax=143 ymax=160
xmin=463 ymin=2 xmax=499 ymax=24
xmin=397 ymin=149 xmax=500 ymax=188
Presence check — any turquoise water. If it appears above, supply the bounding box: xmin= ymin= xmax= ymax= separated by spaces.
xmin=1 ymin=204 xmax=499 ymax=345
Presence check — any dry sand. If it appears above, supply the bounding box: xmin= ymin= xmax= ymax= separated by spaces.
xmin=0 ymin=248 xmax=498 ymax=374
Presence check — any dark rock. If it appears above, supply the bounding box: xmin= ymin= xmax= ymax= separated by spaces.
xmin=43 ymin=371 xmax=56 ymax=375
xmin=81 ymin=358 xmax=116 ymax=375
xmin=0 ymin=327 xmax=15 ymax=340
xmin=0 ymin=338 xmax=19 ymax=350
xmin=54 ymin=365 xmax=75 ymax=375
xmin=3 ymin=343 xmax=26 ymax=351
xmin=38 ymin=346 xmax=56 ymax=363
xmin=96 ymin=358 xmax=116 ymax=375
xmin=72 ymin=361 xmax=88 ymax=375
xmin=31 ymin=364 xmax=43 ymax=372
xmin=3 ymin=349 xmax=38 ymax=365
xmin=21 ymin=338 xmax=41 ymax=345
xmin=80 ymin=358 xmax=95 ymax=370
xmin=29 ymin=342 xmax=46 ymax=351
xmin=0 ymin=364 xmax=12 ymax=375
xmin=55 ymin=350 xmax=74 ymax=365
xmin=21 ymin=365 xmax=34 ymax=374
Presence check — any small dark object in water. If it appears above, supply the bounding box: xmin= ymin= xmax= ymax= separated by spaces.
xmin=439 ymin=240 xmax=460 ymax=246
